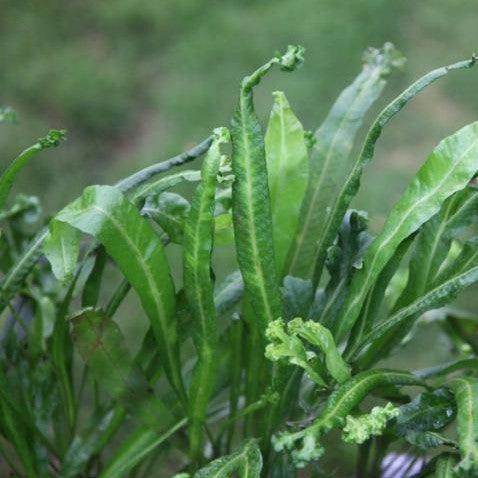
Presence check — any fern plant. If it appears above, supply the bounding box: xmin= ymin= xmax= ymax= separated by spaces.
xmin=1 ymin=44 xmax=478 ymax=477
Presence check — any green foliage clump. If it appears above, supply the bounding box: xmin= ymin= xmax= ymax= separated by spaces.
xmin=1 ymin=42 xmax=478 ymax=478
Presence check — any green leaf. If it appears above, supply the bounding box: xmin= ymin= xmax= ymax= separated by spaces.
xmin=342 ymin=402 xmax=399 ymax=444
xmin=0 ymin=228 xmax=47 ymax=313
xmin=133 ymin=169 xmax=201 ymax=201
xmin=265 ymin=319 xmax=326 ymax=387
xmin=142 ymin=192 xmax=190 ymax=244
xmin=281 ymin=276 xmax=314 ymax=321
xmin=272 ymin=369 xmax=422 ymax=468
xmin=435 ymin=453 xmax=459 ymax=478
xmin=99 ymin=418 xmax=187 ymax=478
xmin=316 ymin=209 xmax=373 ymax=328
xmin=43 ymin=220 xmax=81 ymax=284
xmin=287 ymin=318 xmax=351 ymax=383
xmin=351 ymin=263 xmax=478 ymax=358
xmin=448 ymin=377 xmax=478 ymax=474
xmin=60 ymin=407 xmax=126 ymax=478
xmin=346 ymin=233 xmax=416 ymax=364
xmin=336 ymin=120 xmax=478 ymax=342
xmin=81 ymin=246 xmax=107 ymax=308
xmin=231 ymin=46 xmax=304 ymax=333
xmin=0 ymin=129 xmax=66 ymax=210
xmin=305 ymin=54 xmax=476 ymax=293
xmin=395 ymin=389 xmax=456 ymax=449
xmin=214 ymin=270 xmax=244 ymax=317
xmin=286 ymin=43 xmax=403 ymax=280
xmin=265 ymin=91 xmax=308 ymax=273
xmin=183 ymin=127 xmax=229 ymax=460
xmin=54 ymin=185 xmax=185 ymax=401
xmin=116 ymin=136 xmax=211 ymax=193
xmin=194 ymin=439 xmax=262 ymax=478
xmin=71 ymin=308 xmax=170 ymax=425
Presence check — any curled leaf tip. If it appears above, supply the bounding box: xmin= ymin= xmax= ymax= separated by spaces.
xmin=265 ymin=318 xmax=287 ymax=342
xmin=272 ymin=431 xmax=324 ymax=468
xmin=212 ymin=126 xmax=230 ymax=144
xmin=38 ymin=129 xmax=67 ymax=149
xmin=363 ymin=42 xmax=406 ymax=75
xmin=277 ymin=45 xmax=305 ymax=71
xmin=342 ymin=402 xmax=399 ymax=444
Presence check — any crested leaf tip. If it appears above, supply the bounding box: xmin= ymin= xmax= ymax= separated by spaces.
xmin=363 ymin=42 xmax=406 ymax=75
xmin=277 ymin=45 xmax=306 ymax=71
xmin=38 ymin=129 xmax=67 ymax=150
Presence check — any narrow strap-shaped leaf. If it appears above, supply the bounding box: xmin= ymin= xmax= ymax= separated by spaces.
xmin=231 ymin=45 xmax=304 ymax=332
xmin=98 ymin=418 xmax=187 ymax=478
xmin=214 ymin=270 xmax=243 ymax=317
xmin=265 ymin=91 xmax=308 ymax=273
xmin=183 ymin=127 xmax=229 ymax=460
xmin=60 ymin=407 xmax=126 ymax=478
xmin=351 ymin=264 xmax=478 ymax=359
xmin=286 ymin=43 xmax=403 ymax=280
xmin=115 ymin=136 xmax=211 ymax=192
xmin=0 ymin=129 xmax=66 ymax=210
xmin=133 ymin=169 xmax=201 ymax=201
xmin=335 ymin=120 xmax=478 ymax=342
xmin=0 ymin=140 xmax=205 ymax=314
xmin=435 ymin=453 xmax=459 ymax=478
xmin=0 ymin=228 xmax=47 ymax=313
xmin=71 ymin=308 xmax=170 ymax=425
xmin=54 ymin=185 xmax=185 ymax=401
xmin=194 ymin=439 xmax=262 ymax=478
xmin=345 ymin=234 xmax=416 ymax=362
xmin=416 ymin=358 xmax=478 ymax=380
xmin=308 ymin=55 xmax=476 ymax=291
xmin=447 ymin=377 xmax=478 ymax=474
xmin=354 ymin=188 xmax=478 ymax=365
xmin=395 ymin=186 xmax=478 ymax=310
xmin=272 ymin=369 xmax=422 ymax=468
xmin=313 ymin=369 xmax=421 ymax=431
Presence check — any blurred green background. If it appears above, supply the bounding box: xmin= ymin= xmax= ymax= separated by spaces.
xmin=0 ymin=1 xmax=477 ymax=473
xmin=1 ymin=0 xmax=477 ymax=220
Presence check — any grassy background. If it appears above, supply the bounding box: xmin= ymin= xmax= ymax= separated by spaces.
xmin=1 ymin=1 xmax=477 ymax=475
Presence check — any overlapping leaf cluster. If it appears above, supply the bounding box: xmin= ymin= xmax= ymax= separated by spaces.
xmin=0 ymin=44 xmax=478 ymax=477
